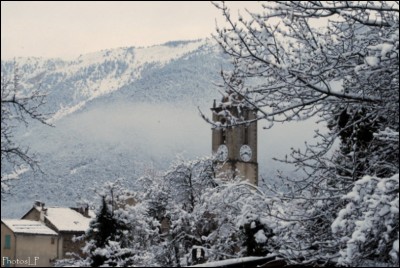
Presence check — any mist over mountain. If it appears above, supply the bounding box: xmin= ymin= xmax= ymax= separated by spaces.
xmin=1 ymin=39 xmax=319 ymax=218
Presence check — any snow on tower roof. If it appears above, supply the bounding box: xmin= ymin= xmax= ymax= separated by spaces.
xmin=2 ymin=219 xmax=57 ymax=236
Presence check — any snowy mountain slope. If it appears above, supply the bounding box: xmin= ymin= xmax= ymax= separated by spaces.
xmin=1 ymin=39 xmax=217 ymax=122
xmin=0 ymin=39 xmax=224 ymax=217
xmin=1 ymin=39 xmax=318 ymax=218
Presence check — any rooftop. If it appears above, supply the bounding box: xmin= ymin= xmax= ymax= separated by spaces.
xmin=2 ymin=219 xmax=58 ymax=236
xmin=43 ymin=207 xmax=92 ymax=232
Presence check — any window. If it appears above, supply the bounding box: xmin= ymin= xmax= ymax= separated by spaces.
xmin=220 ymin=129 xmax=226 ymax=144
xmin=244 ymin=126 xmax=248 ymax=145
xmin=51 ymin=237 xmax=55 ymax=244
xmin=4 ymin=235 xmax=11 ymax=249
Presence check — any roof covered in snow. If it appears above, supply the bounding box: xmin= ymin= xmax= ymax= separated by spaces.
xmin=2 ymin=219 xmax=58 ymax=236
xmin=44 ymin=207 xmax=92 ymax=233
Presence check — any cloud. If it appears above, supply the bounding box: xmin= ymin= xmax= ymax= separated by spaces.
xmin=56 ymin=102 xmax=210 ymax=158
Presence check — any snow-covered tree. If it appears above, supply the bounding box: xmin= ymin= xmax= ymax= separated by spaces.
xmin=212 ymin=1 xmax=399 ymax=266
xmin=164 ymin=157 xmax=217 ymax=213
xmin=212 ymin=0 xmax=398 ymax=182
xmin=70 ymin=180 xmax=159 ymax=267
xmin=332 ymin=174 xmax=399 ymax=267
xmin=143 ymin=156 xmax=279 ymax=266
xmin=141 ymin=157 xmax=217 ymax=266
xmin=60 ymin=158 xmax=278 ymax=267
xmin=84 ymin=196 xmax=129 ymax=267
xmin=1 ymin=62 xmax=51 ymax=196
xmin=198 ymin=179 xmax=275 ymax=261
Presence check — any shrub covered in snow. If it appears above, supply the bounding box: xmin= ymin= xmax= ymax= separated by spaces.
xmin=332 ymin=174 xmax=399 ymax=266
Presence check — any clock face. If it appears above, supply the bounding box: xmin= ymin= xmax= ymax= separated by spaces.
xmin=216 ymin=144 xmax=228 ymax=161
xmin=240 ymin=145 xmax=252 ymax=162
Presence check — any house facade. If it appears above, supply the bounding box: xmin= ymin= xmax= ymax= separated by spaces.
xmin=21 ymin=202 xmax=92 ymax=258
xmin=1 ymin=219 xmax=58 ymax=267
xmin=1 ymin=201 xmax=92 ymax=267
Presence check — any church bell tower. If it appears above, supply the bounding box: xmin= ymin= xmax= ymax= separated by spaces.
xmin=211 ymin=94 xmax=258 ymax=186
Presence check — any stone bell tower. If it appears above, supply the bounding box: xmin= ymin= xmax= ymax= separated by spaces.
xmin=211 ymin=93 xmax=258 ymax=186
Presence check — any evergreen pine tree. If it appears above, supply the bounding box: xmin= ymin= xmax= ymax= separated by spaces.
xmin=86 ymin=197 xmax=117 ymax=267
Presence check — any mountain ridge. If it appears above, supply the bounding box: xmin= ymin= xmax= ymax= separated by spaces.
xmin=1 ymin=38 xmax=317 ymax=219
xmin=1 ymin=38 xmax=219 ymax=122
xmin=1 ymin=38 xmax=226 ymax=218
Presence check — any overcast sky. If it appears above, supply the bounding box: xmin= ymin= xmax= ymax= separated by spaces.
xmin=1 ymin=1 xmax=262 ymax=60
